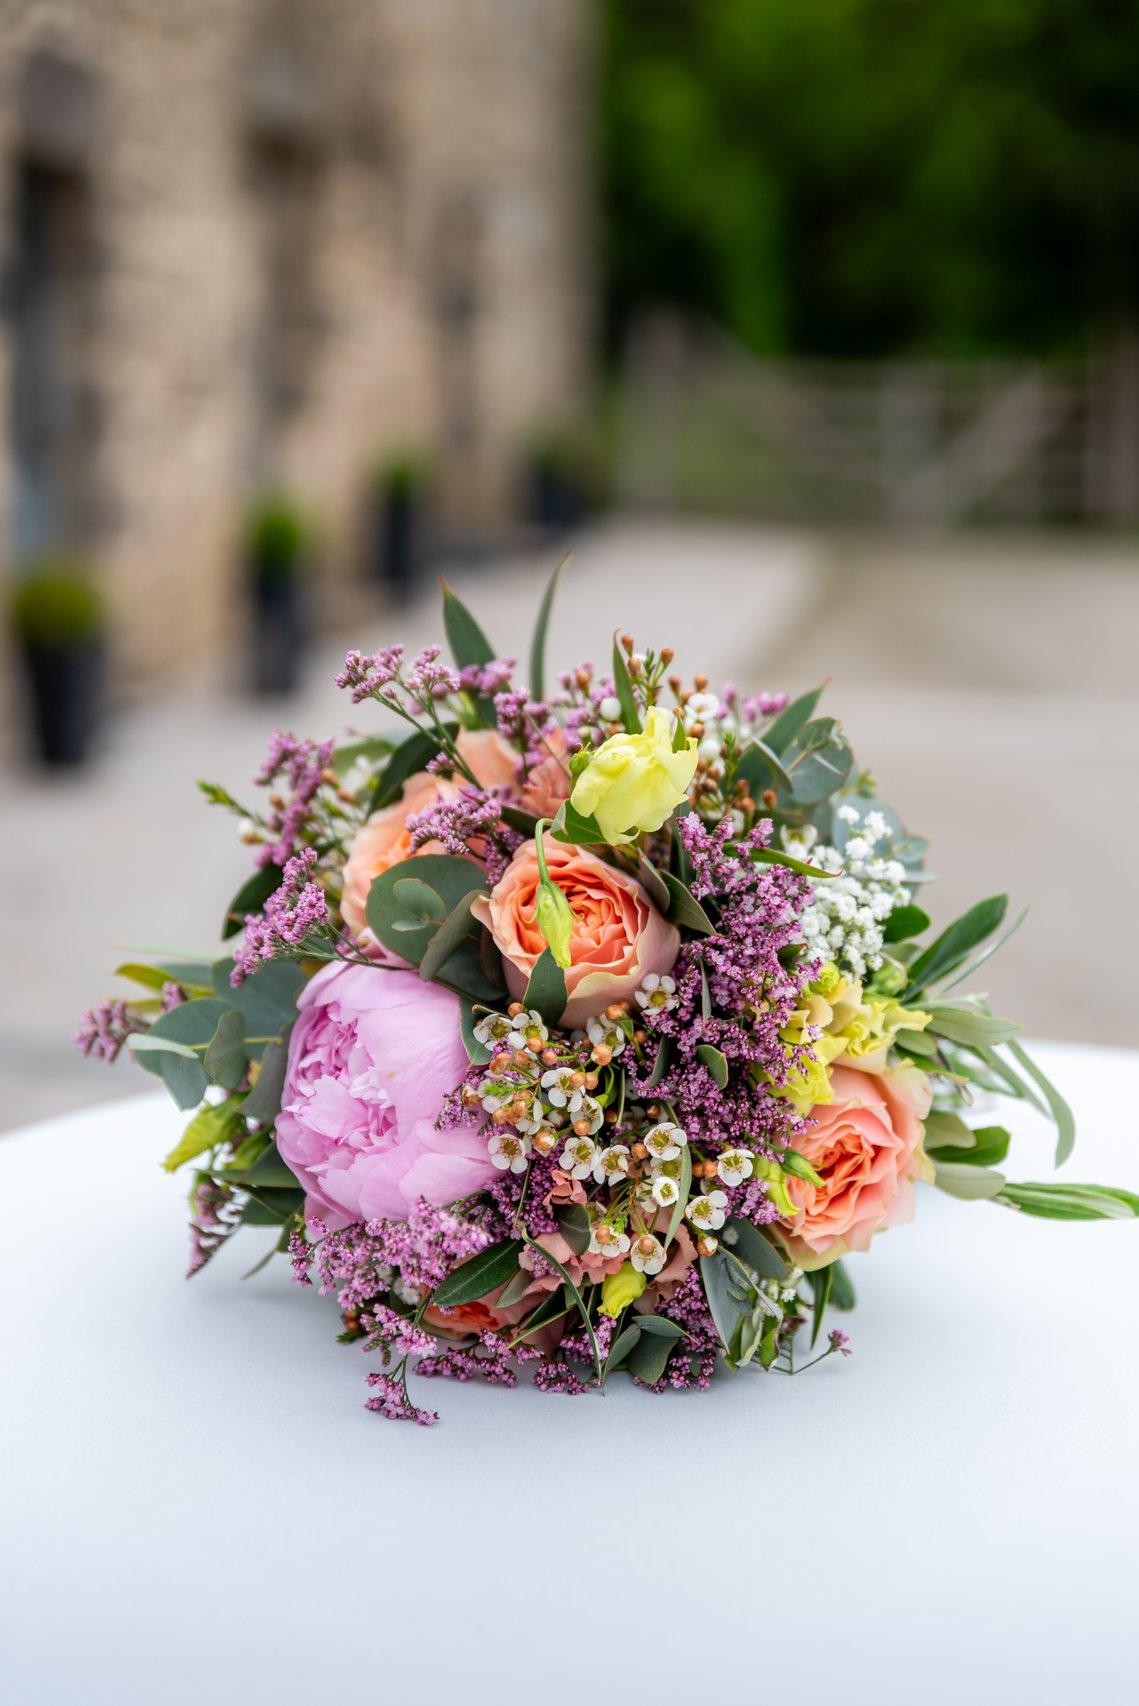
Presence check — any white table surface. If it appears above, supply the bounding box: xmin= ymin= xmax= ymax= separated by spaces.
xmin=2 ymin=1039 xmax=1137 ymax=1706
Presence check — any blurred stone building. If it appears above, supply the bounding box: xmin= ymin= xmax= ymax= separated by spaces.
xmin=0 ymin=0 xmax=592 ymax=681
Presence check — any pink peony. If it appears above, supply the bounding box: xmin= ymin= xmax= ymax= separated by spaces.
xmin=275 ymin=962 xmax=495 ymax=1226
xmin=779 ymin=1063 xmax=934 ymax=1268
xmin=471 ymin=838 xmax=680 ymax=1028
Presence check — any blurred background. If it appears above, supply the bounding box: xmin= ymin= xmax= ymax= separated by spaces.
xmin=1 ymin=0 xmax=1137 ymax=1130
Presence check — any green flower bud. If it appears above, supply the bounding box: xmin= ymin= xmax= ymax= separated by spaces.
xmin=600 ymin=1262 xmax=647 ymax=1318
xmin=534 ymin=818 xmax=574 ymax=969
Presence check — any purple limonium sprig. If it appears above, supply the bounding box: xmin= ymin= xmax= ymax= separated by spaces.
xmin=73 ymin=998 xmax=143 ymax=1064
xmin=334 ymin=645 xmax=405 ymax=703
xmin=742 ymin=689 xmax=790 ymax=722
xmin=253 ymin=730 xmax=335 ymax=869
xmin=406 ymin=785 xmax=524 ymax=886
xmin=627 ymin=814 xmax=816 ymax=1160
xmin=231 ymin=849 xmax=330 ymax=984
xmin=458 ymin=658 xmax=516 ymax=698
xmin=416 ymin=1330 xmax=519 ymax=1387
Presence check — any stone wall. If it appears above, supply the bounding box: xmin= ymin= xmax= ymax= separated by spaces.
xmin=0 ymin=0 xmax=592 ymax=691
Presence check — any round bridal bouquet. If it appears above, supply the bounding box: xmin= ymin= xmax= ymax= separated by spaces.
xmin=79 ymin=565 xmax=1137 ymax=1422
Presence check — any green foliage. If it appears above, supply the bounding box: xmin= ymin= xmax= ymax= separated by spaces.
xmin=9 ymin=560 xmax=105 ymax=646
xmin=523 ymin=948 xmax=568 ymax=1028
xmin=604 ymin=0 xmax=1139 ymax=357
xmin=365 ymin=854 xmax=503 ymax=1004
xmin=246 ymin=495 xmax=313 ymax=579
xmin=430 ymin=1238 xmax=523 ymax=1308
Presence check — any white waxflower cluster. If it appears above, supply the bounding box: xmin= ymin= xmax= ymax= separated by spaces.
xmin=785 ymin=804 xmax=910 ymax=980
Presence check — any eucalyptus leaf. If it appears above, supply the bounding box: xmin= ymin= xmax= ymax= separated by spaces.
xmin=367 ymin=854 xmax=487 ymax=965
xmin=735 ymin=739 xmax=790 ymax=798
xmin=204 ymin=1008 xmax=247 ymax=1090
xmin=696 ymin=1043 xmax=729 ymax=1088
xmin=763 ymin=685 xmax=824 ymax=755
xmin=782 ymin=717 xmax=854 ymax=805
xmin=724 ymin=1217 xmax=787 ymax=1280
xmin=243 ymin=1037 xmax=290 ymax=1125
xmin=442 ymin=581 xmax=497 ymax=723
xmin=636 ymin=1314 xmax=686 ymax=1340
xmin=604 ymin=1320 xmax=643 ymax=1374
xmin=829 ymin=1258 xmax=856 ymax=1311
xmin=458 ymin=1003 xmax=493 ymax=1066
xmin=215 ymin=961 xmax=305 ymax=1055
xmin=926 ymin=1006 xmax=1020 ymax=1048
xmin=556 ymin=1202 xmax=592 ymax=1257
xmin=647 ymin=1036 xmax=674 ymax=1089
xmin=627 ymin=1331 xmax=677 ymax=1386
xmin=927 ymin=1124 xmax=1011 ymax=1169
xmin=132 ymin=997 xmax=235 ymax=1109
xmin=241 ymin=1185 xmax=304 ymax=1226
xmin=700 ymin=1250 xmax=748 ymax=1364
xmin=808 ymin=1262 xmax=833 ymax=1348
xmin=662 ymin=870 xmax=716 ymax=935
xmin=664 ymin=1142 xmax=692 ymax=1249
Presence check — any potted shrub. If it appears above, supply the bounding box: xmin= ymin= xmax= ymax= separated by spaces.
xmin=368 ymin=451 xmax=432 ymax=602
xmin=246 ymin=495 xmax=314 ymax=695
xmin=523 ymin=424 xmax=602 ymax=535
xmin=9 ymin=559 xmax=106 ymax=768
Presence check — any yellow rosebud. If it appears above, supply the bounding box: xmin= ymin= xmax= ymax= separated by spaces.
xmin=599 ymin=1262 xmax=648 ymax=1318
xmin=569 ymin=707 xmax=697 ymax=845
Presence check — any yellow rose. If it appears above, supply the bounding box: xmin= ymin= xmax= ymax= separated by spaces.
xmin=570 ymin=707 xmax=697 ymax=844
xmin=600 ymin=1262 xmax=647 ymax=1318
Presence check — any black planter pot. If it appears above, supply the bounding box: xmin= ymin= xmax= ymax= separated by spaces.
xmin=249 ymin=567 xmax=305 ymax=696
xmin=371 ymin=488 xmax=421 ymax=601
xmin=19 ymin=636 xmax=105 ymax=767
xmin=528 ymin=462 xmax=584 ymax=534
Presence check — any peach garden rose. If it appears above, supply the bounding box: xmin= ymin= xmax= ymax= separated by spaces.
xmin=778 ymin=1063 xmax=935 ymax=1269
xmin=471 ymin=837 xmax=680 ymax=1027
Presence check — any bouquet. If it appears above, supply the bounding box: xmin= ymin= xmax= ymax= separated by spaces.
xmin=79 ymin=565 xmax=1138 ymax=1423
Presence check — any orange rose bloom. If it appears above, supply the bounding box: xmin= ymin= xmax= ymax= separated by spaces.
xmin=471 ymin=838 xmax=680 ymax=1027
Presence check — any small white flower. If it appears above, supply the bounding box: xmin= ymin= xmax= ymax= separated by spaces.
xmin=487 ymin=1131 xmax=531 ymax=1173
xmin=686 ymin=691 xmax=721 ymax=722
xmin=716 ymin=1148 xmax=754 ymax=1188
xmin=576 ymin=1096 xmax=605 ymax=1136
xmin=836 ymin=803 xmax=861 ymax=825
xmin=560 ymin=1135 xmax=599 ymax=1179
xmin=780 ymin=1287 xmax=799 ymax=1304
xmin=697 ymin=735 xmax=723 ymax=762
xmin=514 ymin=1099 xmax=548 ymax=1136
xmin=635 ymin=973 xmax=678 ymax=1015
xmin=541 ymin=1067 xmax=583 ymax=1112
xmin=510 ymin=1009 xmax=549 ymax=1049
xmin=589 ymin=1222 xmax=630 ymax=1259
xmin=473 ymin=1011 xmax=514 ymax=1048
xmin=598 ymin=694 xmax=623 ymax=723
xmin=645 ymin=1120 xmax=686 ymax=1161
xmin=685 ymin=1190 xmax=728 ymax=1231
xmin=586 ymin=1016 xmax=626 ymax=1058
xmin=593 ymin=1143 xmax=631 ymax=1185
xmin=629 ymin=1234 xmax=667 ymax=1276
xmin=651 ymin=1175 xmax=680 ymax=1208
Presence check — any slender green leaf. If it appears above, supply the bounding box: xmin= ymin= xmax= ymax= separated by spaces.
xmin=735 ymin=739 xmax=791 ymax=798
xmin=933 ymin=1160 xmax=1008 ymax=1200
xmin=458 ymin=1003 xmax=493 ymax=1066
xmin=524 ymin=948 xmax=567 ymax=1026
xmin=995 ymin=1181 xmax=1139 ymax=1220
xmin=664 ymin=1142 xmax=692 ymax=1249
xmin=611 ymin=635 xmax=642 ymax=733
xmin=829 ymin=1258 xmax=856 ymax=1311
xmin=604 ymin=1320 xmax=644 ymax=1374
xmin=926 ymin=1006 xmax=1021 ymax=1048
xmin=431 ymin=1238 xmax=522 ymax=1308
xmin=883 ymin=904 xmax=931 ymax=944
xmin=370 ymin=727 xmax=457 ymax=813
xmin=627 ymin=1330 xmax=677 ymax=1385
xmin=551 ymin=799 xmax=606 ymax=846
xmin=903 ymin=896 xmax=1009 ymax=998
xmin=529 ymin=553 xmax=567 ymax=701
xmin=927 ymin=1124 xmax=1011 ymax=1168
xmin=808 ymin=1262 xmax=833 ymax=1348
xmin=442 ymin=580 xmax=496 ymax=668
xmin=419 ymin=890 xmax=482 ymax=984
xmin=1005 ymin=1039 xmax=1076 ymax=1167
xmin=221 ymin=863 xmax=283 ymax=940
xmin=523 ymin=1233 xmax=602 ymax=1383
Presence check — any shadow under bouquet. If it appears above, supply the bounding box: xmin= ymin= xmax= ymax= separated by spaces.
xmin=79 ymin=564 xmax=1138 ymax=1421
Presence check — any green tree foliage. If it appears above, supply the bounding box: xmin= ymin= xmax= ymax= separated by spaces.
xmin=603 ymin=0 xmax=1139 ymax=356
